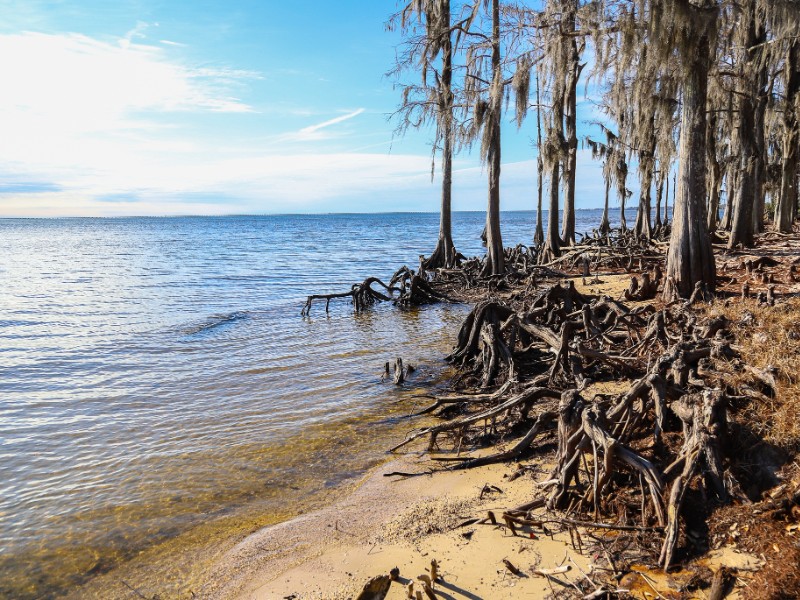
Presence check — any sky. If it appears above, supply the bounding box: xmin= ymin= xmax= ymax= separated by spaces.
xmin=0 ymin=0 xmax=613 ymax=217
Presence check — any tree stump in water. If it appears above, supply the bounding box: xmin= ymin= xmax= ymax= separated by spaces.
xmin=394 ymin=357 xmax=405 ymax=385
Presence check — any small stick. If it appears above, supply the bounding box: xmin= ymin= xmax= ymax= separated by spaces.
xmin=504 ymin=515 xmax=518 ymax=536
xmin=383 ymin=471 xmax=433 ymax=478
xmin=503 ymin=559 xmax=523 ymax=576
xmin=120 ymin=581 xmax=148 ymax=600
xmin=709 ymin=567 xmax=733 ymax=600
xmin=532 ymin=565 xmax=571 ymax=576
xmin=637 ymin=570 xmax=669 ymax=600
xmin=584 ymin=588 xmax=631 ymax=599
xmin=569 ymin=556 xmax=597 ymax=589
xmin=549 ymin=518 xmax=663 ymax=532
xmin=502 ymin=513 xmax=544 ymax=528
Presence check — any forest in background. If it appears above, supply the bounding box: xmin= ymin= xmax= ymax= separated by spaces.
xmin=389 ymin=0 xmax=800 ymax=300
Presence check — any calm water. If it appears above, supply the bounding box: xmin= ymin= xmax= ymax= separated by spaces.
xmin=0 ymin=210 xmax=628 ymax=598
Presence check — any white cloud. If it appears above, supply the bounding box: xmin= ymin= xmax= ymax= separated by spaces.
xmin=299 ymin=108 xmax=365 ymax=135
xmin=0 ymin=30 xmax=610 ymax=217
xmin=0 ymin=31 xmax=253 ymax=142
xmin=0 ymin=30 xmax=266 ymax=215
xmin=0 ymin=31 xmax=431 ymax=216
xmin=0 ymin=151 xmax=439 ymax=216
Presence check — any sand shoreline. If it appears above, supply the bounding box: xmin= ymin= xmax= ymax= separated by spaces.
xmin=201 ymin=439 xmax=770 ymax=600
xmin=203 ymin=452 xmax=591 ymax=600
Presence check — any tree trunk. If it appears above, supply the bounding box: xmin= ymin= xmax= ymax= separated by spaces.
xmin=618 ymin=159 xmax=628 ymax=232
xmin=664 ymin=17 xmax=716 ymax=300
xmin=535 ymin=157 xmax=545 ymax=246
xmin=599 ymin=176 xmax=611 ymax=234
xmin=706 ymin=111 xmax=721 ymax=233
xmin=543 ymin=87 xmax=564 ymax=260
xmin=707 ymin=167 xmax=722 ymax=234
xmin=561 ymin=9 xmax=581 ymax=246
xmin=426 ymin=119 xmax=456 ymax=267
xmin=544 ymin=155 xmax=561 ymax=259
xmin=728 ymin=92 xmax=756 ymax=249
xmin=728 ymin=6 xmax=762 ymax=249
xmin=635 ymin=154 xmax=654 ymax=239
xmin=752 ymin=55 xmax=768 ymax=234
xmin=482 ymin=0 xmax=504 ymax=276
xmin=424 ymin=0 xmax=457 ymax=270
xmin=542 ymin=62 xmax=565 ymax=259
xmin=776 ymin=41 xmax=799 ymax=233
xmin=721 ymin=160 xmax=736 ymax=231
xmin=634 ymin=70 xmax=656 ymax=239
xmin=535 ymin=75 xmax=545 ymax=246
xmin=655 ymin=166 xmax=664 ymax=229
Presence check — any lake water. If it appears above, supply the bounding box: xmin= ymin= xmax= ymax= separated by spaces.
xmin=0 ymin=209 xmax=632 ymax=598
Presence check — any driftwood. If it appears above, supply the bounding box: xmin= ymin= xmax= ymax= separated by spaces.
xmin=624 ymin=266 xmax=661 ymax=302
xmin=393 ymin=357 xmax=405 ymax=385
xmin=415 ymin=575 xmax=436 ymax=600
xmin=502 ymin=559 xmax=524 ymax=576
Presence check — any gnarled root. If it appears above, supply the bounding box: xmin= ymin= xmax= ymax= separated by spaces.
xmin=301 ymin=277 xmax=398 ymax=316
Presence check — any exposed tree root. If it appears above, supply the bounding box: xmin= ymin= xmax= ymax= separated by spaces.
xmin=389 ymin=270 xmax=780 ymax=576
xmin=301 ymin=230 xmax=794 ymax=586
xmin=301 ymin=277 xmax=398 ymax=316
xmin=301 ymin=267 xmax=457 ymax=316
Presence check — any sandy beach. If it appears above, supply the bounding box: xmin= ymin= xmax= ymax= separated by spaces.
xmin=203 ymin=452 xmax=591 ymax=600
xmin=201 ymin=449 xmax=775 ymax=600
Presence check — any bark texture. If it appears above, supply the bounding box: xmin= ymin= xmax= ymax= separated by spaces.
xmin=664 ymin=8 xmax=716 ymax=300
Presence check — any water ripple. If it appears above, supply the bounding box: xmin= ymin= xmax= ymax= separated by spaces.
xmin=0 ymin=211 xmax=622 ymax=598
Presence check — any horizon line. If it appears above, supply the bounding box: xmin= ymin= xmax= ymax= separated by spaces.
xmin=0 ymin=207 xmax=635 ymax=220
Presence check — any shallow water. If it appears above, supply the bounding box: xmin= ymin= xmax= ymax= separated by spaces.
xmin=0 ymin=210 xmax=632 ymax=598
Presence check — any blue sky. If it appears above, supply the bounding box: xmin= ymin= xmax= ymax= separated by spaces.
xmin=0 ymin=0 xmax=611 ymax=217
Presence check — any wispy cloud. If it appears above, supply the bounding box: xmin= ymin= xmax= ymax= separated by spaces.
xmin=120 ymin=21 xmax=151 ymax=49
xmin=299 ymin=108 xmax=365 ymax=135
xmin=0 ymin=31 xmax=255 ymax=140
xmin=0 ymin=180 xmax=62 ymax=194
xmin=0 ymin=30 xmax=528 ymax=217
xmin=0 ymin=151 xmax=438 ymax=216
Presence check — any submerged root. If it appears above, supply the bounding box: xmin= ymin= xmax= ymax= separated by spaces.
xmin=301 ymin=267 xmax=457 ymax=316
xmin=301 ymin=276 xmax=398 ymax=316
